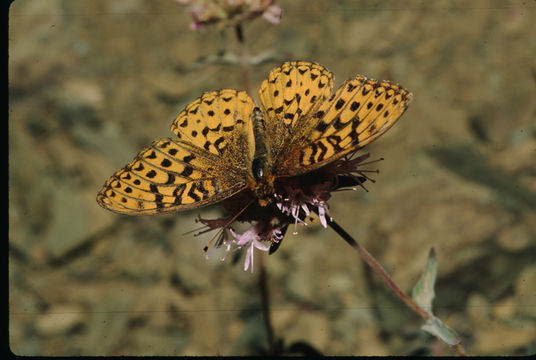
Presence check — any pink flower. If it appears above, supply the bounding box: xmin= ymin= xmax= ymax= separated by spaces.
xmin=262 ymin=4 xmax=282 ymax=24
xmin=197 ymin=152 xmax=376 ymax=273
xmin=176 ymin=0 xmax=282 ymax=31
xmin=228 ymin=224 xmax=274 ymax=273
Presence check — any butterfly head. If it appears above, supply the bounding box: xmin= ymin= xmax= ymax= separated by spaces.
xmin=251 ymin=156 xmax=275 ymax=207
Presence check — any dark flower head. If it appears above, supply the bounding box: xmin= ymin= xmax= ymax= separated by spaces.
xmin=176 ymin=0 xmax=282 ymax=31
xmin=197 ymin=151 xmax=378 ymax=273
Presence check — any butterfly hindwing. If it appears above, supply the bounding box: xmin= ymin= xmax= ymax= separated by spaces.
xmin=96 ymin=138 xmax=249 ymax=214
xmin=278 ymin=74 xmax=412 ymax=176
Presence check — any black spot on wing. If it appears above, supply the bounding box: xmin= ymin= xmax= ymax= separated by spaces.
xmin=317 ymin=141 xmax=328 ymax=162
xmin=183 ymin=154 xmax=196 ymax=163
xmin=165 ymin=173 xmax=175 ymax=185
xmin=308 ymin=143 xmax=318 ymax=165
xmin=155 ymin=194 xmax=164 ymax=210
xmin=180 ymin=166 xmax=194 ymax=177
xmin=159 ymin=141 xmax=170 ymax=149
xmin=173 ymin=184 xmax=186 ymax=197
xmin=315 ymin=121 xmax=329 ymax=132
xmin=133 ymin=163 xmax=145 ymax=171
xmin=196 ymin=181 xmax=210 ymax=200
xmin=187 ymin=184 xmax=201 ymax=202
xmin=214 ymin=137 xmax=225 ymax=151
xmin=333 ymin=117 xmax=346 ymax=130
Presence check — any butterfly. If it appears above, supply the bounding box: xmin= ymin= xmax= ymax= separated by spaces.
xmin=96 ymin=61 xmax=411 ymax=214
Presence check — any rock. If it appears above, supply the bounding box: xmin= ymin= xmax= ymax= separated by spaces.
xmin=496 ymin=222 xmax=532 ymax=252
xmin=467 ymin=293 xmax=491 ymax=323
xmin=44 ymin=186 xmax=114 ymax=259
xmin=514 ymin=265 xmax=536 ymax=318
xmin=285 ymin=312 xmax=331 ymax=352
xmin=492 ymin=297 xmax=516 ymax=321
xmin=473 ymin=320 xmax=536 ymax=355
xmin=35 ymin=305 xmax=86 ymax=336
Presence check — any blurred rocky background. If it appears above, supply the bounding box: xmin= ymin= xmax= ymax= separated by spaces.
xmin=9 ymin=0 xmax=536 ymax=355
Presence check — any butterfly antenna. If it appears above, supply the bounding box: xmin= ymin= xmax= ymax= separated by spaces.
xmin=202 ymin=198 xmax=256 ymax=253
xmin=182 ymin=224 xmax=209 ymax=236
xmin=357 ymin=156 xmax=385 ymax=166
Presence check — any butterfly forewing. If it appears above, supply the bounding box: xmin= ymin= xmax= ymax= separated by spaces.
xmin=171 ymin=89 xmax=256 ymax=158
xmin=257 ymin=61 xmax=334 ymax=162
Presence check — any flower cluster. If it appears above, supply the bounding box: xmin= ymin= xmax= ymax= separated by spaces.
xmin=176 ymin=0 xmax=282 ymax=30
xmin=198 ymin=152 xmax=377 ymax=273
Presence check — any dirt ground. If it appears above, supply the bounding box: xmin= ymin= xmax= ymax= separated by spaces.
xmin=9 ymin=0 xmax=536 ymax=356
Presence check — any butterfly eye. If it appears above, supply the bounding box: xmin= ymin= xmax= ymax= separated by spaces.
xmin=252 ymin=157 xmax=265 ymax=180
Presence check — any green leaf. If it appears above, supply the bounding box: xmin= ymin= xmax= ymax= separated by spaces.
xmin=412 ymin=248 xmax=462 ymax=347
xmin=422 ymin=316 xmax=461 ymax=346
xmin=411 ymin=248 xmax=437 ymax=314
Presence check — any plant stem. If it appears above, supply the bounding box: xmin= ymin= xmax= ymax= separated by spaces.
xmin=234 ymin=22 xmax=274 ymax=353
xmin=234 ymin=24 xmax=251 ymax=95
xmin=328 ymin=220 xmax=431 ymax=320
xmin=258 ymin=252 xmax=275 ymax=353
xmin=454 ymin=344 xmax=467 ymax=356
xmin=326 ymin=218 xmax=467 ymax=356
